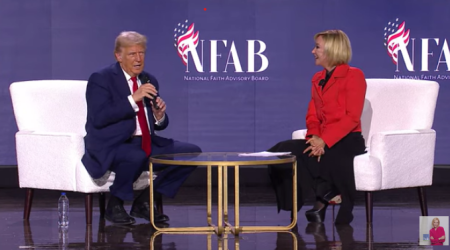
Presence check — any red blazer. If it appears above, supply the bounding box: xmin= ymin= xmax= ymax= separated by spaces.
xmin=305 ymin=64 xmax=367 ymax=148
xmin=430 ymin=226 xmax=446 ymax=245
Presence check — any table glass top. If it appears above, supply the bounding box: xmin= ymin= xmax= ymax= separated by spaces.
xmin=150 ymin=152 xmax=295 ymax=163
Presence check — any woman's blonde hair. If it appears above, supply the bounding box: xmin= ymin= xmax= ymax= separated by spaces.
xmin=432 ymin=217 xmax=440 ymax=227
xmin=314 ymin=30 xmax=352 ymax=66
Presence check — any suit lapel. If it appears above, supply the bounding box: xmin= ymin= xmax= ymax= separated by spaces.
xmin=322 ymin=77 xmax=337 ymax=94
xmin=313 ymin=79 xmax=323 ymax=99
xmin=322 ymin=64 xmax=349 ymax=94
xmin=313 ymin=70 xmax=325 ymax=99
xmin=112 ymin=62 xmax=132 ymax=97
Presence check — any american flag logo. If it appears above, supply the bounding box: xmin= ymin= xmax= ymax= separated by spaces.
xmin=173 ymin=20 xmax=200 ymax=66
xmin=384 ymin=18 xmax=410 ymax=65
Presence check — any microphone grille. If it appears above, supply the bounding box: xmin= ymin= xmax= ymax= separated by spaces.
xmin=139 ymin=73 xmax=149 ymax=83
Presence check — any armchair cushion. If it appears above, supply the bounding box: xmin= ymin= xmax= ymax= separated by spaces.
xmin=292 ymin=129 xmax=307 ymax=140
xmin=355 ymin=129 xmax=435 ymax=191
xmin=16 ymin=131 xmax=80 ymax=191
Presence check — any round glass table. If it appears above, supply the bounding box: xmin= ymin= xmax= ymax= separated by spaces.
xmin=148 ymin=152 xmax=297 ymax=236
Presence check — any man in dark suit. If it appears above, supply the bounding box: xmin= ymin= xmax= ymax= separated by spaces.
xmin=82 ymin=31 xmax=201 ymax=225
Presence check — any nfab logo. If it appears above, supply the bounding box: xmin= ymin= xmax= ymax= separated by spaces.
xmin=384 ymin=18 xmax=450 ymax=80
xmin=173 ymin=19 xmax=269 ymax=81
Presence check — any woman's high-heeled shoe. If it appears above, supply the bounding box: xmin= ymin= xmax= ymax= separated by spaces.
xmin=305 ymin=201 xmax=328 ymax=223
xmin=305 ymin=190 xmax=339 ymax=223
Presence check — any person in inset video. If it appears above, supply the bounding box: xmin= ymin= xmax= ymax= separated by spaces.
xmin=430 ymin=217 xmax=446 ymax=245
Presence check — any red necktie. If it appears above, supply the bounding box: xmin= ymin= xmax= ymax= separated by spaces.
xmin=131 ymin=76 xmax=152 ymax=156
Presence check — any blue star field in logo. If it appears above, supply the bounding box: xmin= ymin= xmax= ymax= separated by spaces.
xmin=174 ymin=20 xmax=189 ymax=48
xmin=384 ymin=18 xmax=401 ymax=47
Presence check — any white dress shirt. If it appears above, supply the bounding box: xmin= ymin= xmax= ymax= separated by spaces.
xmin=122 ymin=69 xmax=165 ymax=136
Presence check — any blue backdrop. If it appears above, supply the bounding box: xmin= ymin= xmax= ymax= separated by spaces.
xmin=1 ymin=0 xmax=449 ymax=165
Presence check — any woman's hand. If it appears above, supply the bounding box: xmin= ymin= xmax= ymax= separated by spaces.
xmin=308 ymin=136 xmax=326 ymax=147
xmin=431 ymin=236 xmax=434 ymax=240
xmin=305 ymin=136 xmax=326 ymax=154
xmin=312 ymin=147 xmax=325 ymax=162
xmin=304 ymin=136 xmax=326 ymax=161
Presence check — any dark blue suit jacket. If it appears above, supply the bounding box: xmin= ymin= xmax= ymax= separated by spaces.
xmin=82 ymin=62 xmax=172 ymax=179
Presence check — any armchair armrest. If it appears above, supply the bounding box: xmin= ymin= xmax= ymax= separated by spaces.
xmin=15 ymin=130 xmax=85 ymax=191
xmin=362 ymin=129 xmax=436 ymax=190
xmin=292 ymin=129 xmax=307 ymax=140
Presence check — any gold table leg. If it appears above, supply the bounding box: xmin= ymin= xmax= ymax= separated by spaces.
xmin=207 ymin=165 xmax=212 ymax=226
xmin=224 ymin=165 xmax=240 ymax=235
xmin=224 ymin=162 xmax=298 ymax=234
xmin=217 ymin=165 xmax=224 ymax=235
xmin=223 ymin=165 xmax=228 ymax=225
xmin=149 ymin=163 xmax=216 ymax=233
xmin=207 ymin=233 xmax=212 ymax=250
xmin=234 ymin=165 xmax=240 ymax=234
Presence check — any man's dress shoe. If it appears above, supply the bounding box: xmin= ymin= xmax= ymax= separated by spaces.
xmin=105 ymin=204 xmax=136 ymax=225
xmin=130 ymin=201 xmax=170 ymax=223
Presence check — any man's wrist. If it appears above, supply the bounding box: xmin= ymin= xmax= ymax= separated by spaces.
xmin=154 ymin=113 xmax=165 ymax=125
xmin=128 ymin=95 xmax=139 ymax=112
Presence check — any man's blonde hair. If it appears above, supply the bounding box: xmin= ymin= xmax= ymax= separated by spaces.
xmin=114 ymin=31 xmax=147 ymax=54
xmin=432 ymin=217 xmax=440 ymax=227
xmin=314 ymin=30 xmax=352 ymax=66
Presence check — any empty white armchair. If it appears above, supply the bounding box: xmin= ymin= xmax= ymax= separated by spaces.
xmin=9 ymin=80 xmax=160 ymax=225
xmin=292 ymin=78 xmax=439 ymax=224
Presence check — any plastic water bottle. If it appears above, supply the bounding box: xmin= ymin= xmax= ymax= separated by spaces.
xmin=58 ymin=192 xmax=69 ymax=227
xmin=58 ymin=226 xmax=69 ymax=249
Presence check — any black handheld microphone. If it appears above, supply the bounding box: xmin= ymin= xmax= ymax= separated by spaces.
xmin=139 ymin=73 xmax=160 ymax=110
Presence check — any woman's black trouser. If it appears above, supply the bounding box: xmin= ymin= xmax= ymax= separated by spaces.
xmin=268 ymin=132 xmax=366 ymax=223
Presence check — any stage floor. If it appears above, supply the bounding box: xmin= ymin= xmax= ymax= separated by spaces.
xmin=0 ymin=185 xmax=449 ymax=250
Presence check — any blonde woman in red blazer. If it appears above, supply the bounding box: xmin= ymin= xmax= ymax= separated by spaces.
xmin=430 ymin=218 xmax=446 ymax=245
xmin=268 ymin=30 xmax=367 ymax=225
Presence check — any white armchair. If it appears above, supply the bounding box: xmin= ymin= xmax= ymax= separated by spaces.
xmin=292 ymin=78 xmax=439 ymax=224
xmin=9 ymin=80 xmax=161 ymax=225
